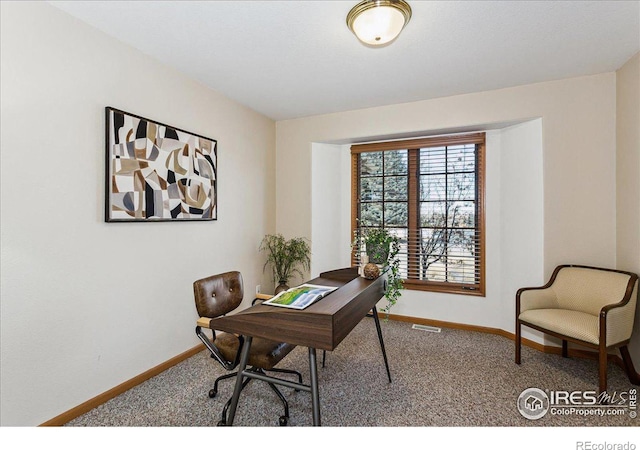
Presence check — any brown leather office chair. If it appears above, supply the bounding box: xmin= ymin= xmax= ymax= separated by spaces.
xmin=194 ymin=271 xmax=302 ymax=426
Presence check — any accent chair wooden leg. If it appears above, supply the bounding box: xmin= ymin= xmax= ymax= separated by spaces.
xmin=562 ymin=340 xmax=568 ymax=358
xmin=619 ymin=345 xmax=640 ymax=385
xmin=515 ymin=320 xmax=521 ymax=365
xmin=598 ymin=343 xmax=608 ymax=394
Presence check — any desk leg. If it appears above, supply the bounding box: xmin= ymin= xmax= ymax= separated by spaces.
xmin=371 ymin=306 xmax=392 ymax=383
xmin=308 ymin=347 xmax=321 ymax=426
xmin=225 ymin=335 xmax=252 ymax=426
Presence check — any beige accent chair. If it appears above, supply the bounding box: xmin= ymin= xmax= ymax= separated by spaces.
xmin=515 ymin=265 xmax=639 ymax=393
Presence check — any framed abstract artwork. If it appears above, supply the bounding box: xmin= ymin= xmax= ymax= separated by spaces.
xmin=105 ymin=107 xmax=217 ymax=222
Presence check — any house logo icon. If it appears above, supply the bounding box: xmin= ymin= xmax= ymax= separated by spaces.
xmin=517 ymin=388 xmax=549 ymax=420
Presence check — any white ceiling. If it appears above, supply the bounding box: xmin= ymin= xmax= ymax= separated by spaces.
xmin=50 ymin=0 xmax=640 ymax=121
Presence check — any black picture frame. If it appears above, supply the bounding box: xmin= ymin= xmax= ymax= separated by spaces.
xmin=105 ymin=107 xmax=217 ymax=222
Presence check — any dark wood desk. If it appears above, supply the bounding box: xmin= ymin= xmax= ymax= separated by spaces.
xmin=210 ymin=267 xmax=391 ymax=426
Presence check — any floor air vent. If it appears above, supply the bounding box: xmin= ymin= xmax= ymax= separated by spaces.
xmin=412 ymin=324 xmax=441 ymax=333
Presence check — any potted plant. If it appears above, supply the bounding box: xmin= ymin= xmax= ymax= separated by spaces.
xmin=354 ymin=227 xmax=404 ymax=314
xmin=361 ymin=228 xmax=393 ymax=264
xmin=260 ymin=234 xmax=311 ymax=294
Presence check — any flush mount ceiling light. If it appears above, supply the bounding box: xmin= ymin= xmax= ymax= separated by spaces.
xmin=346 ymin=0 xmax=412 ymax=47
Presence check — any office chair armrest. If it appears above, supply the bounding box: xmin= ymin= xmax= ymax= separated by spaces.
xmin=197 ymin=317 xmax=213 ymax=328
xmin=196 ymin=321 xmax=244 ymax=371
xmin=252 ymin=293 xmax=274 ymax=305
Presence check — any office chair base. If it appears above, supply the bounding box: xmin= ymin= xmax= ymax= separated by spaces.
xmin=217 ymin=419 xmax=290 ymax=426
xmin=217 ymin=367 xmax=295 ymax=426
xmin=217 ymin=416 xmax=288 ymax=427
xmin=208 ymin=371 xmax=239 ymax=398
xmin=207 ymin=368 xmax=301 ymax=397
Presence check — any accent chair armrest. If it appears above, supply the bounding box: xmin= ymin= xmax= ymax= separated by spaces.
xmin=517 ymin=287 xmax=559 ymax=313
xmin=603 ymin=280 xmax=639 ymax=346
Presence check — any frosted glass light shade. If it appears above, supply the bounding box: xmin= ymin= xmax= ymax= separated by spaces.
xmin=347 ymin=0 xmax=412 ymax=46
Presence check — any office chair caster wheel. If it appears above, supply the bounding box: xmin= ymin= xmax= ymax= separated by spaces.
xmin=279 ymin=416 xmax=288 ymax=426
xmin=208 ymin=388 xmax=217 ymax=398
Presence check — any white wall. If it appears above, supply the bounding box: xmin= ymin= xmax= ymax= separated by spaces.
xmin=499 ymin=120 xmax=545 ymax=340
xmin=0 ymin=2 xmax=275 ymax=426
xmin=310 ymin=143 xmax=351 ymax=278
xmin=616 ymin=52 xmax=640 ymax=362
xmin=277 ymin=73 xmax=616 ymax=335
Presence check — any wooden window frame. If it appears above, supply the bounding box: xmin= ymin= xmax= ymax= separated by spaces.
xmin=351 ymin=133 xmax=486 ymax=296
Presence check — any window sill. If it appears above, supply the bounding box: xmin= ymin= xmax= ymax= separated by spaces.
xmin=402 ymin=280 xmax=485 ymax=297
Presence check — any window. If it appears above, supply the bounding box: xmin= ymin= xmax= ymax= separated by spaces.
xmin=351 ymin=133 xmax=485 ymax=295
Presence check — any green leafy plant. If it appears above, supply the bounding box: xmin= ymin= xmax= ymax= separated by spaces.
xmin=260 ymin=234 xmax=311 ymax=292
xmin=353 ymin=227 xmax=404 ymax=314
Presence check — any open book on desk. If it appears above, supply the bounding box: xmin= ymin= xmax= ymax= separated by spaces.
xmin=262 ymin=284 xmax=338 ymax=310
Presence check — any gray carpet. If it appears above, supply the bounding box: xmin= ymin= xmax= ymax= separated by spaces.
xmin=65 ymin=319 xmax=637 ymax=427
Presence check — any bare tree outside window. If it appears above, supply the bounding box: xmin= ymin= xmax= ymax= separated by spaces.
xmin=419 ymin=144 xmax=477 ymax=284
